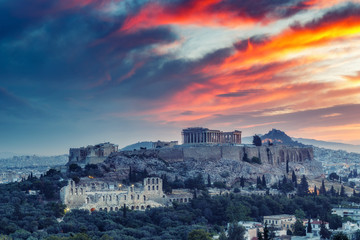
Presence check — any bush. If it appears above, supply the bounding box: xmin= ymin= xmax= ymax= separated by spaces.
xmin=213 ymin=182 xmax=227 ymax=189
xmin=251 ymin=157 xmax=261 ymax=164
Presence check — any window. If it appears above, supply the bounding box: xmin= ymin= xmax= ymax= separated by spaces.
xmin=148 ymin=186 xmax=150 ymax=190
xmin=152 ymin=186 xmax=155 ymax=190
xmin=152 ymin=179 xmax=154 ymax=184
xmin=156 ymin=179 xmax=159 ymax=184
xmin=156 ymin=186 xmax=158 ymax=190
xmin=137 ymin=195 xmax=139 ymax=200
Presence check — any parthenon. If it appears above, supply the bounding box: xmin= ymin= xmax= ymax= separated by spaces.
xmin=182 ymin=127 xmax=242 ymax=144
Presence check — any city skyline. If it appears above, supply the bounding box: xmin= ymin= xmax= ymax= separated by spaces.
xmin=1 ymin=0 xmax=360 ymax=155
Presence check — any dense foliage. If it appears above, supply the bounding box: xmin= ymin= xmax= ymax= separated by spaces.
xmin=0 ymin=169 xmax=359 ymax=239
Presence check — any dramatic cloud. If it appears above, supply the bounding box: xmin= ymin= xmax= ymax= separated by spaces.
xmin=2 ymin=0 xmax=360 ymax=154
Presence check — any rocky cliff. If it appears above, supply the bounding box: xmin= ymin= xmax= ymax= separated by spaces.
xmin=100 ymin=145 xmax=322 ymax=186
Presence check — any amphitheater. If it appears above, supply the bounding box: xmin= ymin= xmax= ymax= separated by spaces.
xmin=60 ymin=177 xmax=193 ymax=211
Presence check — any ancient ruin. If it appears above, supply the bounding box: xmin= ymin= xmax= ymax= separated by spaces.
xmin=68 ymin=142 xmax=118 ymax=166
xmin=60 ymin=177 xmax=192 ymax=212
xmin=182 ymin=127 xmax=242 ymax=144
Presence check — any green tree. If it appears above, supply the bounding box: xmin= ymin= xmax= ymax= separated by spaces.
xmin=329 ymin=173 xmax=339 ymax=181
xmin=188 ymin=229 xmax=212 ymax=240
xmin=340 ymin=185 xmax=346 ymax=197
xmin=353 ymin=230 xmax=360 ymax=240
xmin=307 ymin=219 xmax=312 ymax=233
xmin=331 ymin=232 xmax=348 ymax=240
xmin=320 ymin=180 xmax=326 ymax=195
xmin=293 ymin=220 xmax=306 ymax=236
xmin=262 ymin=175 xmax=267 ymax=188
xmin=228 ymin=223 xmax=245 ymax=240
xmin=240 ymin=177 xmax=245 ymax=188
xmin=297 ymin=175 xmax=309 ymax=196
xmin=286 ymin=160 xmax=289 ymax=174
xmin=320 ymin=222 xmax=332 ymax=239
xmin=253 ymin=135 xmax=262 ymax=146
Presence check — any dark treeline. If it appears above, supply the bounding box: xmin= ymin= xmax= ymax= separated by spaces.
xmin=1 ymin=169 xmax=360 ymax=239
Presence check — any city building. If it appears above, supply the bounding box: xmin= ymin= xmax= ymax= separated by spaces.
xmin=263 ymin=215 xmax=296 ymax=231
xmin=332 ymin=207 xmax=360 ymax=222
xmin=182 ymin=127 xmax=241 ymax=145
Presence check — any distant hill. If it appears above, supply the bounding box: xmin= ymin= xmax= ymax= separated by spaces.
xmin=243 ymin=129 xmax=360 ymax=153
xmin=121 ymin=142 xmax=154 ymax=151
xmin=0 ymin=154 xmax=68 ymax=169
xmin=0 ymin=152 xmax=19 ymax=159
xmin=292 ymin=138 xmax=360 ymax=154
xmin=261 ymin=129 xmax=305 ymax=147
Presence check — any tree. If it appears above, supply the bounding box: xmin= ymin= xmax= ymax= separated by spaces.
xmin=332 ymin=232 xmax=348 ymax=240
xmin=258 ymin=229 xmax=263 ymax=240
xmin=292 ymin=170 xmax=298 ymax=188
xmin=228 ymin=223 xmax=246 ymax=240
xmin=320 ymin=222 xmax=331 ymax=239
xmin=293 ymin=220 xmax=306 ymax=236
xmin=340 ymin=185 xmax=346 ymax=197
xmin=207 ymin=174 xmax=211 ymax=187
xmin=219 ymin=231 xmax=227 ymax=240
xmin=263 ymin=224 xmax=269 ymax=240
xmin=313 ymin=185 xmax=318 ymax=196
xmin=329 ymin=172 xmax=339 ymax=181
xmin=188 ymin=229 xmax=212 ymax=240
xmin=307 ymin=219 xmax=312 ymax=233
xmin=286 ymin=160 xmax=289 ymax=174
xmin=353 ymin=230 xmax=360 ymax=240
xmin=320 ymin=180 xmax=326 ymax=195
xmin=240 ymin=177 xmax=245 ymax=188
xmin=329 ymin=185 xmax=336 ymax=196
xmin=257 ymin=177 xmax=262 ymax=189
xmin=253 ymin=135 xmax=262 ymax=146
xmin=262 ymin=175 xmax=267 ymax=188
xmin=297 ymin=175 xmax=309 ymax=196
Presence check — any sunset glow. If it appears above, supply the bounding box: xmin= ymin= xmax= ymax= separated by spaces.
xmin=1 ymin=0 xmax=360 ymax=154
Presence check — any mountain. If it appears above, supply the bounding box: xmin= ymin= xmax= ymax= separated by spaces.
xmin=292 ymin=138 xmax=360 ymax=154
xmin=260 ymin=129 xmax=305 ymax=147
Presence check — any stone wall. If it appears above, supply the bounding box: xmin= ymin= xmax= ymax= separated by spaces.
xmin=114 ymin=145 xmax=313 ymax=165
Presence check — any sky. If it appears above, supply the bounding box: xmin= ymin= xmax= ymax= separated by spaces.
xmin=1 ymin=0 xmax=360 ymax=155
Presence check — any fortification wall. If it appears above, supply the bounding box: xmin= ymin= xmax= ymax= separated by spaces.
xmin=114 ymin=145 xmax=313 ymax=166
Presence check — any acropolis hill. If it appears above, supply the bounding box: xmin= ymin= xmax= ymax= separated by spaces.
xmin=67 ymin=127 xmax=322 ymax=186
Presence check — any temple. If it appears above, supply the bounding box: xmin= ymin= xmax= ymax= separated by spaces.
xmin=182 ymin=127 xmax=242 ymax=145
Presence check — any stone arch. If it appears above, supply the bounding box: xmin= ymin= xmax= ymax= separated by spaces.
xmin=110 ymin=207 xmax=113 ymax=211
xmin=146 ymin=205 xmax=151 ymax=209
xmin=104 ymin=207 xmax=108 ymax=212
xmin=115 ymin=207 xmax=118 ymax=211
xmin=141 ymin=206 xmax=145 ymax=210
xmin=131 ymin=206 xmax=134 ymax=210
xmin=99 ymin=208 xmax=103 ymax=211
xmin=86 ymin=197 xmax=90 ymax=204
xmin=136 ymin=206 xmax=139 ymax=210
